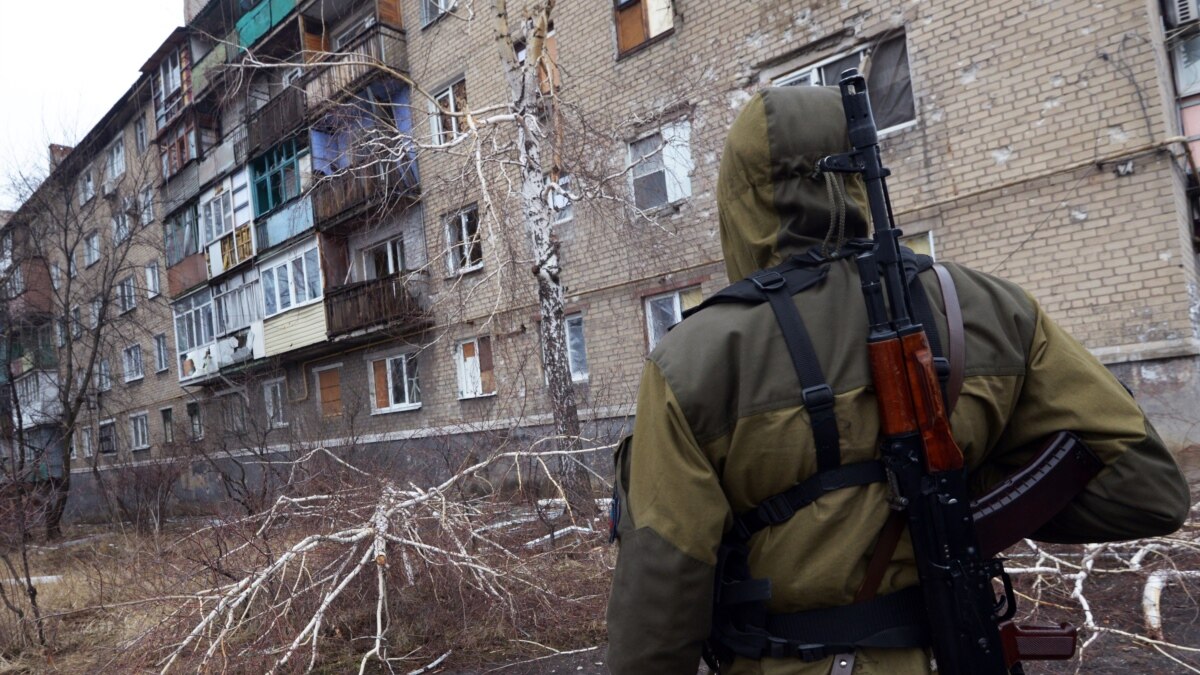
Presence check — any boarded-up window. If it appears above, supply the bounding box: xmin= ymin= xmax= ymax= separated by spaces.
xmin=318 ymin=367 xmax=343 ymax=416
xmin=456 ymin=337 xmax=495 ymax=399
xmin=371 ymin=354 xmax=420 ymax=411
xmin=615 ymin=0 xmax=673 ymax=56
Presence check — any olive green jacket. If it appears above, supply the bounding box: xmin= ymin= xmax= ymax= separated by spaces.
xmin=606 ymin=86 xmax=1190 ymax=674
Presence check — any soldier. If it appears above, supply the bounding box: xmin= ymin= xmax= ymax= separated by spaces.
xmin=606 ymin=85 xmax=1191 ymax=674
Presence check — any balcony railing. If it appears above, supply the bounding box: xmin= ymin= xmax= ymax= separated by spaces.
xmin=305 ymin=24 xmax=409 ymax=115
xmin=325 ymin=274 xmax=428 ymax=338
xmin=247 ymin=86 xmax=305 ymax=156
xmin=311 ymin=162 xmax=417 ymax=230
xmin=255 ymin=195 xmax=314 ymax=252
xmin=236 ymin=0 xmax=299 ymax=50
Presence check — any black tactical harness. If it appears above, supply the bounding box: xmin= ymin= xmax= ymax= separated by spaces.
xmin=686 ymin=243 xmax=951 ymax=668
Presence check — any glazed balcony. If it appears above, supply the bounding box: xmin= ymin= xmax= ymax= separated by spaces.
xmin=237 ymin=0 xmax=300 ymax=50
xmin=324 ymin=273 xmax=428 ymax=338
xmin=304 ymin=24 xmax=408 ymax=116
xmin=247 ymin=86 xmax=306 ymax=156
xmin=192 ymin=39 xmax=233 ymax=98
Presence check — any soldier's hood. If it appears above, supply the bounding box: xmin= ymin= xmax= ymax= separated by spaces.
xmin=717 ymin=86 xmax=870 ymax=283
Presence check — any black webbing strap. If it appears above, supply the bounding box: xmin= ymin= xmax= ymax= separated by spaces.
xmin=729 ymin=461 xmax=886 ymax=543
xmin=760 ymin=586 xmax=931 ymax=660
xmin=748 ymin=268 xmax=841 ymax=472
xmin=906 ymin=260 xmax=951 ymax=407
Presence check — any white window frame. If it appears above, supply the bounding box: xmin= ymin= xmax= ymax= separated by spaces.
xmin=154 ymin=334 xmax=170 ymax=372
xmin=123 ymin=344 xmax=144 ymax=382
xmin=644 ymin=286 xmax=702 ymax=350
xmin=214 ymin=271 xmax=262 ymax=335
xmin=50 ymin=264 xmax=62 ymax=290
xmin=263 ymin=378 xmax=287 ymax=428
xmin=564 ymin=313 xmax=589 ymax=382
xmin=107 ymin=140 xmax=126 ymax=180
xmin=84 ymin=231 xmax=101 ymax=266
xmin=70 ymin=306 xmax=83 ymax=338
xmin=445 ymin=205 xmax=482 ymax=274
xmin=550 ymin=173 xmax=574 ymax=224
xmin=455 ymin=337 xmax=495 ymax=399
xmin=139 ymin=185 xmax=155 ymax=225
xmin=259 ymin=240 xmax=323 ymax=318
xmin=112 ymin=210 xmax=130 ymax=244
xmin=146 ymin=262 xmax=161 ymax=297
xmin=628 ymin=119 xmax=693 ymax=211
xmin=78 ymin=171 xmax=95 ymax=205
xmin=80 ymin=426 xmax=94 ymax=457
xmin=98 ymin=419 xmax=116 ymax=455
xmin=421 ymin=0 xmax=457 ymax=27
xmin=362 ymin=237 xmax=407 ymax=279
xmin=117 ymin=275 xmax=137 ymax=313
xmin=173 ymin=288 xmax=215 ymax=358
xmin=129 ymin=412 xmax=150 ymax=451
xmin=221 ymin=392 xmax=247 ymax=434
xmin=772 ymin=35 xmax=916 ymax=135
xmin=98 ymin=358 xmax=112 ymax=392
xmin=186 ymin=401 xmax=204 ymax=440
xmin=370 ymin=353 xmax=421 ymax=413
xmin=134 ymin=115 xmax=148 ymax=154
xmin=430 ymin=78 xmax=467 ymax=145
xmin=160 ymin=407 xmax=175 ymax=444
xmin=90 ymin=295 xmax=103 ymax=328
xmin=201 ymin=191 xmax=234 ymax=246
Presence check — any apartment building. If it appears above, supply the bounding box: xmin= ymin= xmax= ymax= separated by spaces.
xmin=4 ymin=0 xmax=1199 ymax=515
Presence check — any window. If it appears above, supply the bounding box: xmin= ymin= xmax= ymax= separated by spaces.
xmin=165 ymin=204 xmax=199 ymax=266
xmin=901 ymin=231 xmax=935 ymax=259
xmin=317 ymin=367 xmax=343 ymax=417
xmin=774 ymin=33 xmax=915 ymax=132
xmin=153 ymin=47 xmax=184 ymax=126
xmin=370 ymin=353 xmax=421 ymax=412
xmin=123 ymin=344 xmax=144 ymax=381
xmin=78 ymin=171 xmax=95 ymax=205
xmin=5 ymin=266 xmax=24 ymax=298
xmin=550 ymin=174 xmax=573 ymax=224
xmin=148 ymin=334 xmax=169 ymax=373
xmin=645 ymin=286 xmax=702 ymax=350
xmin=146 ymin=262 xmax=161 ymax=297
xmin=174 ymin=289 xmax=215 ymax=359
xmin=90 ymin=295 xmax=103 ymax=328
xmin=98 ymin=358 xmax=112 ymax=391
xmin=68 ymin=252 xmax=77 ymax=278
xmin=431 ymin=79 xmax=468 ymax=145
xmin=139 ymin=185 xmax=155 ymax=225
xmin=1177 ymin=35 xmax=1200 ymax=97
xmin=187 ymin=402 xmax=204 ymax=440
xmin=455 ymin=336 xmax=495 ymax=399
xmin=106 ymin=140 xmax=126 ymax=180
xmin=214 ymin=272 xmax=262 ymax=335
xmin=421 ymin=0 xmax=457 ymax=26
xmin=202 ymin=191 xmax=234 ymax=245
xmin=445 ymin=205 xmax=482 ymax=273
xmin=50 ymin=264 xmax=62 ymax=290
xmin=56 ymin=320 xmax=67 ymax=347
xmin=0 ymin=233 xmax=10 ymax=261
xmin=222 ymin=394 xmax=247 ymax=433
xmin=260 ymin=242 xmax=321 ymax=317
xmin=84 ymin=231 xmax=100 ymax=266
xmin=80 ymin=427 xmax=94 ymax=457
xmin=129 ymin=413 xmax=149 ymax=451
xmin=565 ymin=314 xmax=589 ymax=381
xmin=251 ymin=140 xmax=301 ymax=216
xmin=70 ymin=306 xmax=82 ymax=338
xmin=615 ymin=0 xmax=673 ymax=55
xmin=112 ymin=210 xmax=130 ymax=243
xmin=98 ymin=420 xmax=116 ymax=454
xmin=161 ymin=408 xmax=175 ymax=444
xmin=264 ymin=379 xmax=287 ymax=428
xmin=629 ymin=120 xmax=693 ymax=210
xmin=15 ymin=376 xmax=37 ymax=408
xmin=117 ymin=276 xmax=137 ymax=313
xmin=135 ymin=115 xmax=148 ymax=154
xmin=160 ymin=119 xmax=197 ymax=177
xmin=363 ymin=237 xmax=407 ymax=279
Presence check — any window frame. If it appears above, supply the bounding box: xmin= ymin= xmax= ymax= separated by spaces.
xmin=628 ymin=119 xmax=693 ymax=211
xmin=186 ymin=401 xmax=204 ymax=440
xmin=117 ymin=275 xmax=138 ymax=313
xmin=79 ymin=426 xmax=94 ymax=458
xmin=644 ymin=285 xmax=702 ymax=350
xmin=98 ymin=419 xmax=116 ymax=455
xmin=315 ymin=364 xmax=344 ymax=417
xmin=173 ymin=288 xmax=216 ymax=360
xmin=263 ymin=378 xmax=287 ymax=428
xmin=614 ymin=0 xmax=674 ymax=57
xmin=445 ymin=205 xmax=482 ymax=274
xmin=154 ymin=333 xmax=170 ymax=373
xmin=129 ymin=412 xmax=150 ymax=451
xmin=455 ymin=336 xmax=496 ymax=399
xmin=78 ymin=171 xmax=95 ymax=205
xmin=259 ymin=240 xmax=322 ymax=318
xmin=98 ymin=358 xmax=112 ymax=391
xmin=564 ymin=313 xmax=589 ymax=382
xmin=134 ymin=115 xmax=148 ymax=154
xmin=369 ymin=352 xmax=421 ymax=413
xmin=146 ymin=262 xmax=161 ymax=297
xmin=772 ymin=34 xmax=916 ymax=135
xmin=430 ymin=78 xmax=468 ymax=146
xmin=363 ymin=237 xmax=407 ymax=279
xmin=421 ymin=0 xmax=457 ymax=27
xmin=251 ymin=139 xmax=302 ymax=217
xmin=106 ymin=139 xmax=126 ymax=181
xmin=160 ymin=407 xmax=175 ymax=444
xmin=84 ymin=231 xmax=101 ymax=266
xmin=123 ymin=344 xmax=144 ymax=382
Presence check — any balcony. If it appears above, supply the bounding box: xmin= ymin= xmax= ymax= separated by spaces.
xmin=256 ymin=195 xmax=314 ymax=252
xmin=248 ymin=86 xmax=306 ymax=156
xmin=305 ymin=24 xmax=409 ymax=115
xmin=14 ymin=371 xmax=62 ymax=430
xmin=311 ymin=162 xmax=418 ymax=231
xmin=325 ymin=273 xmax=429 ymax=338
xmin=192 ymin=39 xmax=232 ymax=98
xmin=237 ymin=0 xmax=300 ymax=50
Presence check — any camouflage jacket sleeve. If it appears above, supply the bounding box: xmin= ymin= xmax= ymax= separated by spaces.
xmin=978 ymin=293 xmax=1190 ymax=543
xmin=607 ymin=360 xmax=731 ymax=674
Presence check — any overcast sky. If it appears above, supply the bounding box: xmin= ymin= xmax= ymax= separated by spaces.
xmin=0 ymin=1 xmax=185 ymax=210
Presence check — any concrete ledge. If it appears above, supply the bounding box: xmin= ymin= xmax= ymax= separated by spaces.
xmin=1091 ymin=338 xmax=1200 ymax=365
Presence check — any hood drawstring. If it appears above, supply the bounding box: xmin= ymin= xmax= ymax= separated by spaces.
xmin=820 ymin=171 xmax=848 ymax=258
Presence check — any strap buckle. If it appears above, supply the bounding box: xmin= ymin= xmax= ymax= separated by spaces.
xmin=932 ymin=356 xmax=950 ymax=382
xmin=759 ymin=493 xmax=795 ymax=525
xmin=750 ymin=270 xmax=787 ymax=291
xmin=802 ymin=384 xmax=835 ymax=411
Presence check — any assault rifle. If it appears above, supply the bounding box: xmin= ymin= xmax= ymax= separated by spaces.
xmin=817 ymin=70 xmax=1100 ymax=673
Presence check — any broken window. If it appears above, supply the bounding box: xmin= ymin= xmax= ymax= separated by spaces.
xmin=445 ymin=204 xmax=482 ymax=273
xmin=615 ymin=0 xmax=673 ymax=56
xmin=456 ymin=336 xmax=495 ymax=399
xmin=251 ymin=139 xmax=301 ymax=216
xmin=165 ymin=203 xmax=199 ymax=266
xmin=629 ymin=120 xmax=693 ymax=210
xmin=421 ymin=0 xmax=456 ymax=26
xmin=431 ymin=79 xmax=468 ymax=145
xmin=775 ymin=33 xmax=915 ymax=132
xmin=370 ymin=353 xmax=421 ymax=411
xmin=645 ymin=286 xmax=702 ymax=350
